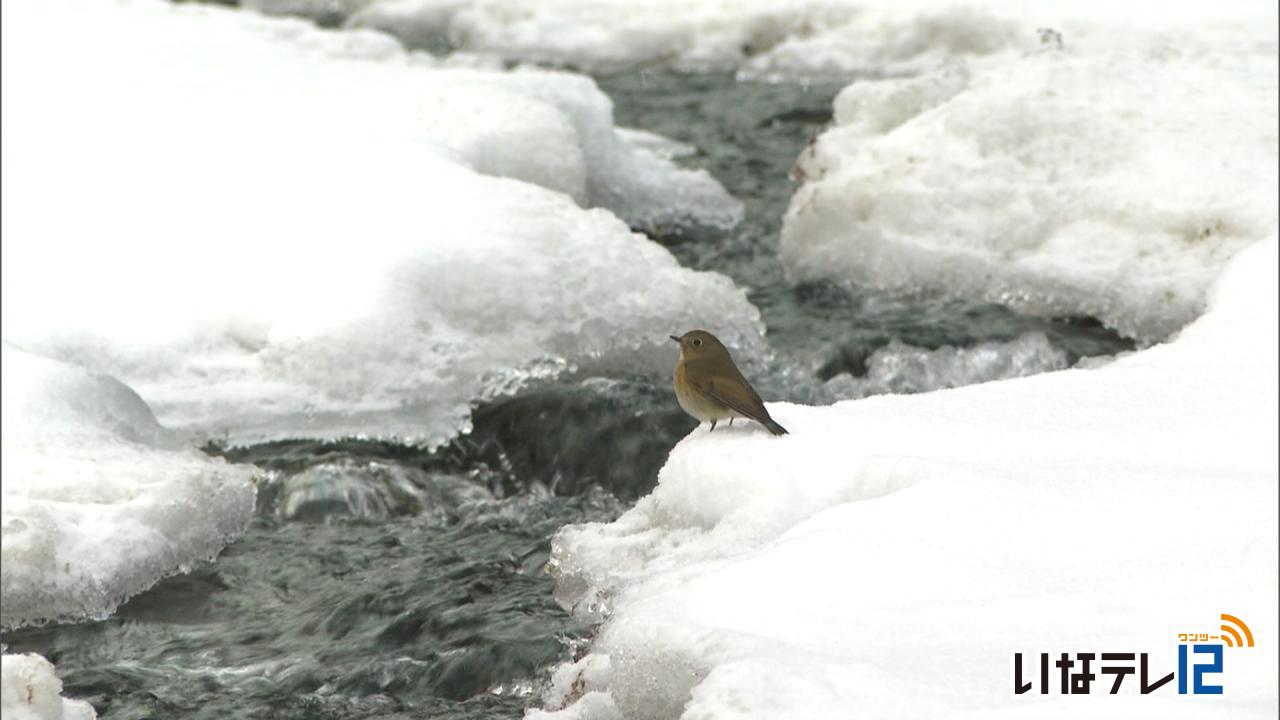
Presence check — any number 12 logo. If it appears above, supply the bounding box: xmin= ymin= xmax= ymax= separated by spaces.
xmin=1179 ymin=644 xmax=1223 ymax=694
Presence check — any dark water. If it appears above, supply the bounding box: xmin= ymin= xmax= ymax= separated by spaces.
xmin=597 ymin=71 xmax=1132 ymax=387
xmin=1 ymin=67 xmax=1132 ymax=719
xmin=4 ymin=445 xmax=623 ymax=719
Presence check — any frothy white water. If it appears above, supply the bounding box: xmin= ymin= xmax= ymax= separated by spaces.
xmin=267 ymin=460 xmax=494 ymax=522
xmin=824 ymin=332 xmax=1070 ymax=398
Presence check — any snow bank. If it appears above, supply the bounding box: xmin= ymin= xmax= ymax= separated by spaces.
xmin=781 ymin=7 xmax=1278 ymax=342
xmin=541 ymin=237 xmax=1279 ymax=717
xmin=0 ymin=654 xmax=95 ymax=720
xmin=1 ymin=347 xmax=257 ymax=628
xmin=0 ymin=0 xmax=759 ymax=447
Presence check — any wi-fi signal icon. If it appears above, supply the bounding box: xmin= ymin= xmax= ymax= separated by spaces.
xmin=1220 ymin=614 xmax=1254 ymax=648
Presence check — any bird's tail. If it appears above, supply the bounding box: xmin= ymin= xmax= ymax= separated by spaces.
xmin=763 ymin=417 xmax=789 ymax=436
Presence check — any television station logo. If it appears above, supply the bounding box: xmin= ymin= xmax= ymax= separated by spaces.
xmin=1013 ymin=614 xmax=1255 ymax=696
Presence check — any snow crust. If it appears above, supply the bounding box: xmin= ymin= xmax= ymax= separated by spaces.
xmin=0 ymin=0 xmax=759 ymax=447
xmin=0 ymin=347 xmax=258 ymax=629
xmin=781 ymin=8 xmax=1278 ymax=342
xmin=0 ymin=654 xmax=96 ymax=720
xmin=541 ymin=237 xmax=1279 ymax=718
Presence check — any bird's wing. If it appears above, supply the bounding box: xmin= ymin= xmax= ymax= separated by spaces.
xmin=690 ymin=375 xmax=771 ymax=425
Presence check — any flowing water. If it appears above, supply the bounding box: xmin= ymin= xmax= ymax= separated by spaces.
xmin=0 ymin=65 xmax=1132 ymax=719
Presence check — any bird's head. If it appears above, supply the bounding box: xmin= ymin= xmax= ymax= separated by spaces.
xmin=669 ymin=329 xmax=728 ymax=360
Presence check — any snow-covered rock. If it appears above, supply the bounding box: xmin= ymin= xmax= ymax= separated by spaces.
xmin=541 ymin=237 xmax=1279 ymax=717
xmin=0 ymin=654 xmax=96 ymax=720
xmin=1 ymin=347 xmax=257 ymax=629
xmin=0 ymin=0 xmax=759 ymax=447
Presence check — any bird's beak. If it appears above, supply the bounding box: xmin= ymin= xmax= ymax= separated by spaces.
xmin=669 ymin=335 xmax=681 ymax=343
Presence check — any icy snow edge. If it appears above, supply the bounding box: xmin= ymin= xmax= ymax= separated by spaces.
xmin=0 ymin=347 xmax=258 ymax=629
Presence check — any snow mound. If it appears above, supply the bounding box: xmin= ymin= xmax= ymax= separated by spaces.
xmin=782 ymin=31 xmax=1278 ymax=341
xmin=542 ymin=237 xmax=1279 ymax=717
xmin=1 ymin=0 xmax=760 ymax=447
xmin=1 ymin=347 xmax=258 ymax=629
xmin=0 ymin=654 xmax=96 ymax=720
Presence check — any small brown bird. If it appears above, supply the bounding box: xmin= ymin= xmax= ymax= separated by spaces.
xmin=670 ymin=330 xmax=788 ymax=435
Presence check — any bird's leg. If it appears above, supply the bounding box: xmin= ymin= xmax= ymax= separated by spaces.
xmin=709 ymin=419 xmax=717 ymax=432
xmin=729 ymin=418 xmax=734 ymax=427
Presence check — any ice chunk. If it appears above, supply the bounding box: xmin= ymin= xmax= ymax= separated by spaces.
xmin=1 ymin=347 xmax=258 ymax=628
xmin=1 ymin=0 xmax=761 ymax=447
xmin=542 ymin=237 xmax=1279 ymax=717
xmin=0 ymin=654 xmax=96 ymax=720
xmin=782 ymin=30 xmax=1278 ymax=341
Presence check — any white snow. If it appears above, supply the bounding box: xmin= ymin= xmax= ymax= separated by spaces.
xmin=0 ymin=654 xmax=96 ymax=720
xmin=0 ymin=347 xmax=258 ymax=629
xmin=540 ymin=236 xmax=1279 ymax=718
xmin=781 ymin=6 xmax=1278 ymax=342
xmin=0 ymin=0 xmax=759 ymax=448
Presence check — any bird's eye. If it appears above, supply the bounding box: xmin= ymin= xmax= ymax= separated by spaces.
xmin=692 ymin=338 xmax=702 ymax=347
